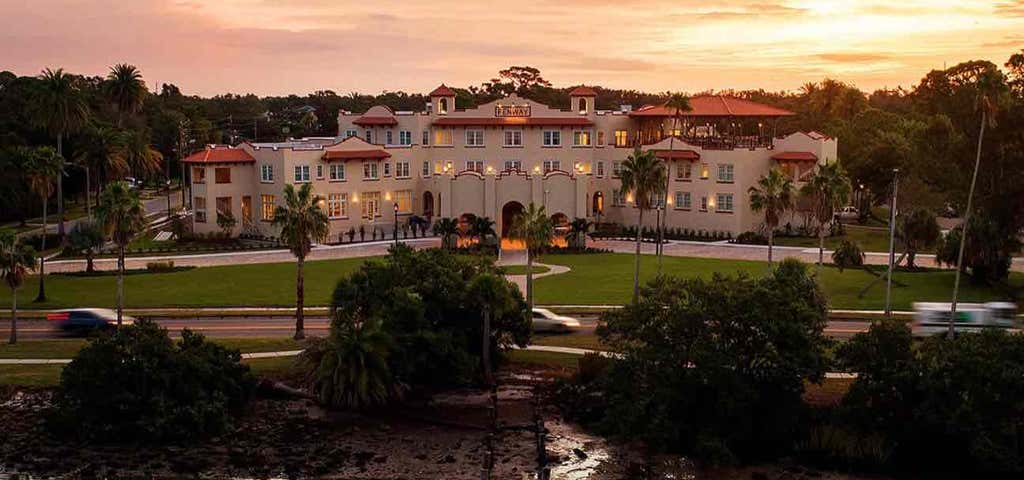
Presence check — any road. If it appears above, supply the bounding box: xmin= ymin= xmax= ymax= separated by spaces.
xmin=8 ymin=315 xmax=873 ymax=341
xmin=17 ymin=189 xmax=183 ymax=239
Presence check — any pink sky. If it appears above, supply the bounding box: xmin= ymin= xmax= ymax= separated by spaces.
xmin=3 ymin=1 xmax=1023 ymax=96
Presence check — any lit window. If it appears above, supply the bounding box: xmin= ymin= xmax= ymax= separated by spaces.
xmin=674 ymin=192 xmax=691 ymax=210
xmin=394 ymin=190 xmax=412 ymax=214
xmin=329 ymin=164 xmax=345 ymax=181
xmin=543 ymin=130 xmax=561 ymax=147
xmin=503 ymin=130 xmax=522 ymax=147
xmin=614 ymin=130 xmax=628 ymax=147
xmin=700 ymin=163 xmax=709 ymax=180
xmin=717 ymin=164 xmax=734 ymax=183
xmin=395 ymin=162 xmax=410 ymax=178
xmin=260 ymin=194 xmax=275 ymax=221
xmin=503 ymin=160 xmax=522 ymax=172
xmin=326 ymin=193 xmax=347 ymax=219
xmin=195 ymin=196 xmax=207 ymax=222
xmin=573 ymin=130 xmax=591 ymax=146
xmin=716 ymin=193 xmax=734 ymax=212
xmin=466 ymin=160 xmax=484 ymax=173
xmin=192 ymin=167 xmax=206 ymax=184
xmin=361 ymin=191 xmax=381 ymax=218
xmin=363 ymin=162 xmax=379 ymax=180
xmin=466 ymin=130 xmax=484 ymax=146
xmin=543 ymin=160 xmax=561 ymax=173
xmin=293 ymin=165 xmax=310 ymax=183
xmin=260 ymin=164 xmax=274 ymax=183
xmin=434 ymin=129 xmax=453 ymax=146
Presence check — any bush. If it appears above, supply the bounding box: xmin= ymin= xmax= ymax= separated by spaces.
xmin=831 ymin=240 xmax=865 ymax=272
xmin=50 ymin=320 xmax=255 ymax=443
xmin=734 ymin=231 xmax=768 ymax=245
xmin=576 ymin=259 xmax=830 ymax=464
xmin=936 ymin=217 xmax=1018 ymax=283
xmin=145 ymin=260 xmax=175 ymax=272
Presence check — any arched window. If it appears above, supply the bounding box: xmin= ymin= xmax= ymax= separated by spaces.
xmin=577 ymin=98 xmax=587 ymax=113
xmin=438 ymin=98 xmax=448 ymax=114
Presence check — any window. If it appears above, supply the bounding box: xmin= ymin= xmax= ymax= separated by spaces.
xmin=365 ymin=130 xmax=373 ymax=144
xmin=395 ymin=161 xmax=410 ymax=178
xmin=612 ymin=189 xmax=626 ymax=206
xmin=649 ymin=192 xmax=665 ymax=208
xmin=700 ymin=196 xmax=708 ymax=211
xmin=612 ymin=161 xmax=623 ymax=177
xmin=326 ymin=193 xmax=347 ymax=219
xmin=674 ymin=192 xmax=692 ymax=210
xmin=260 ymin=194 xmax=275 ymax=221
xmin=466 ymin=130 xmax=484 ymax=146
xmin=543 ymin=130 xmax=561 ymax=147
xmin=434 ymin=129 xmax=453 ymax=146
xmin=677 ymin=163 xmax=692 ymax=181
xmin=386 ymin=130 xmax=393 ymax=145
xmin=596 ymin=161 xmax=605 ymax=177
xmin=361 ymin=191 xmax=381 ymax=218
xmin=215 ymin=167 xmax=231 ymax=184
xmin=344 ymin=129 xmax=357 ymax=138
xmin=716 ymin=193 xmax=734 ymax=212
xmin=543 ymin=160 xmax=561 ymax=173
xmin=195 ymin=196 xmax=207 ymax=222
xmin=329 ymin=164 xmax=345 ymax=181
xmin=363 ymin=162 xmax=379 ymax=180
xmin=293 ymin=165 xmax=310 ymax=183
xmin=394 ymin=190 xmax=412 ymax=214
xmin=422 ymin=130 xmax=429 ymax=145
xmin=422 ymin=161 xmax=430 ymax=177
xmin=192 ymin=167 xmax=206 ymax=184
xmin=597 ymin=131 xmax=605 ymax=146
xmin=399 ymin=130 xmax=412 ymax=146
xmin=260 ymin=164 xmax=274 ymax=183
xmin=383 ymin=162 xmax=391 ymax=177
xmin=503 ymin=129 xmax=522 ymax=147
xmin=242 ymin=196 xmax=252 ymax=223
xmin=216 ymin=197 xmax=232 ymax=223
xmin=573 ymin=130 xmax=591 ymax=146
xmin=503 ymin=160 xmax=522 ymax=172
xmin=717 ymin=164 xmax=734 ymax=183
xmin=614 ymin=130 xmax=628 ymax=147
xmin=438 ymin=98 xmax=448 ymax=114
xmin=700 ymin=163 xmax=710 ymax=179
xmin=316 ymin=164 xmax=324 ymax=180
xmin=466 ymin=160 xmax=484 ymax=173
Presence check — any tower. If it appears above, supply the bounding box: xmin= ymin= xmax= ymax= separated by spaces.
xmin=429 ymin=84 xmax=457 ymax=115
xmin=568 ymin=86 xmax=596 ymax=114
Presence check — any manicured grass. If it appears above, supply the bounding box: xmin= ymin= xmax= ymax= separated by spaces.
xmin=535 ymin=253 xmax=1022 ymax=310
xmin=533 ymin=334 xmax=608 ymax=351
xmin=243 ymin=356 xmax=300 ymax=377
xmin=0 ymin=365 xmax=64 ymax=387
xmin=507 ymin=349 xmax=581 ymax=369
xmin=773 ymin=224 xmax=906 ymax=254
xmin=0 ymin=338 xmax=304 ymax=359
xmin=500 ymin=265 xmax=551 ymax=275
xmin=0 ymin=257 xmax=377 ymax=309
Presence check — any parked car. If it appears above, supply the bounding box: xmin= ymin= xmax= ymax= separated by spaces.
xmin=124 ymin=177 xmax=142 ymax=189
xmin=46 ymin=308 xmax=134 ymax=336
xmin=531 ymin=308 xmax=581 ymax=332
xmin=836 ymin=206 xmax=859 ymax=221
xmin=911 ymin=302 xmax=1018 ymax=337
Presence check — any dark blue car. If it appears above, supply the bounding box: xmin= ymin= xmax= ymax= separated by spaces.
xmin=47 ymin=309 xmax=133 ymax=336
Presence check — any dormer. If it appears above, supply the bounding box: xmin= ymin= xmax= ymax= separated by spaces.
xmin=429 ymin=84 xmax=457 ymax=115
xmin=569 ymin=86 xmax=597 ymax=115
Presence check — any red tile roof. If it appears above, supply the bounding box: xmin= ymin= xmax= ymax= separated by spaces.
xmin=771 ymin=151 xmax=818 ymax=162
xmin=432 ymin=117 xmax=593 ymax=127
xmin=323 ymin=149 xmax=392 ymax=161
xmin=182 ymin=146 xmax=255 ymax=164
xmin=353 ymin=116 xmax=398 ymax=126
xmin=653 ymin=149 xmax=700 ymax=160
xmin=569 ymin=86 xmax=597 ymax=97
xmin=429 ymin=84 xmax=456 ymax=96
xmin=630 ymin=95 xmax=795 ymax=117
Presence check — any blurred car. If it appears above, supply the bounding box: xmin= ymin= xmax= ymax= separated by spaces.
xmin=124 ymin=177 xmax=142 ymax=189
xmin=911 ymin=302 xmax=1017 ymax=337
xmin=47 ymin=308 xmax=134 ymax=336
xmin=835 ymin=206 xmax=859 ymax=221
xmin=531 ymin=308 xmax=581 ymax=332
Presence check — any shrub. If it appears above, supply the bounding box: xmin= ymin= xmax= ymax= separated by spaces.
xmin=831 ymin=240 xmax=865 ymax=272
xmin=145 ymin=260 xmax=176 ymax=272
xmin=50 ymin=320 xmax=255 ymax=443
xmin=734 ymin=231 xmax=768 ymax=245
xmin=936 ymin=217 xmax=1018 ymax=283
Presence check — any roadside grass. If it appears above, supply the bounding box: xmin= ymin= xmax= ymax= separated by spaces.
xmin=500 ymin=265 xmax=551 ymax=275
xmin=0 ymin=338 xmax=304 ymax=359
xmin=533 ymin=334 xmax=608 ymax=351
xmin=773 ymin=224 xmax=907 ymax=254
xmin=507 ymin=350 xmax=581 ymax=369
xmin=535 ymin=253 xmax=1022 ymax=310
xmin=0 ymin=365 xmax=64 ymax=387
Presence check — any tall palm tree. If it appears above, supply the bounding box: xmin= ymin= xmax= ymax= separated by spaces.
xmin=106 ymin=64 xmax=147 ymax=128
xmin=1 ymin=232 xmax=36 ymax=345
xmin=74 ymin=125 xmax=129 ymax=216
xmin=568 ymin=217 xmax=591 ymax=249
xmin=509 ymin=203 xmax=553 ymax=311
xmin=468 ymin=273 xmax=514 ymax=388
xmin=800 ymin=161 xmax=851 ymax=268
xmin=749 ymin=167 xmax=795 ymax=269
xmin=66 ymin=220 xmax=105 ymax=274
xmin=95 ymin=181 xmax=145 ymax=326
xmin=619 ymin=147 xmax=666 ymax=302
xmin=22 ymin=146 xmax=64 ymax=303
xmin=433 ymin=217 xmax=459 ymax=250
xmin=659 ymin=93 xmax=691 ymax=274
xmin=272 ymin=183 xmax=329 ymax=340
xmin=32 ymin=68 xmax=90 ymax=236
xmin=120 ymin=129 xmax=163 ymax=178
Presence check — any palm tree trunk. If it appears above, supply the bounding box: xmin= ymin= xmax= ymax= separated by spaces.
xmin=8 ymin=289 xmax=17 ymax=345
xmin=86 ymin=250 xmax=95 ymax=273
xmin=526 ymin=251 xmax=534 ymax=311
xmin=57 ymin=133 xmax=65 ymax=237
xmin=85 ymin=165 xmax=92 ymax=220
xmin=117 ymin=244 xmax=124 ymax=326
xmin=633 ymin=208 xmax=644 ymax=303
xmin=482 ymin=307 xmax=493 ymax=387
xmin=35 ymin=195 xmax=48 ymax=303
xmin=295 ymin=255 xmax=306 ymax=340
xmin=767 ymin=227 xmax=775 ymax=270
xmin=818 ymin=223 xmax=826 ymax=269
xmin=949 ymin=109 xmax=987 ymax=337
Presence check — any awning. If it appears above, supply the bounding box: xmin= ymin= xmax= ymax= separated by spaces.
xmin=323 ymin=149 xmax=392 ymax=161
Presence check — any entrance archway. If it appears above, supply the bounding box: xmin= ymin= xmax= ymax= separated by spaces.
xmin=501 ymin=201 xmax=525 ymax=237
xmin=422 ymin=191 xmax=434 ymax=219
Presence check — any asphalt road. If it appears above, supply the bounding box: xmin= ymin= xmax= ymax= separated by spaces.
xmin=7 ymin=315 xmax=873 ymax=341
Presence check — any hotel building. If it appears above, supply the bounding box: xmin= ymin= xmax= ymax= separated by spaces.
xmin=183 ymin=85 xmax=836 ymax=240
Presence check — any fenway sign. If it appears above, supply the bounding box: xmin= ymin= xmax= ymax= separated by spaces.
xmin=494 ymin=104 xmax=531 ymax=117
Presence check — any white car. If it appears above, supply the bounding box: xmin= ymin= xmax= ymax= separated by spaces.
xmin=836 ymin=206 xmax=859 ymax=221
xmin=912 ymin=302 xmax=1018 ymax=337
xmin=531 ymin=308 xmax=581 ymax=332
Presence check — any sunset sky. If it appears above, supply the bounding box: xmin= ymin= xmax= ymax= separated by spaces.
xmin=3 ymin=1 xmax=1023 ymax=96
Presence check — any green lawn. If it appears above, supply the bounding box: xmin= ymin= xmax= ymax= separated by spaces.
xmin=0 ymin=338 xmax=304 ymax=359
xmin=535 ymin=253 xmax=1021 ymax=310
xmin=533 ymin=334 xmax=607 ymax=351
xmin=507 ymin=349 xmax=581 ymax=369
xmin=0 ymin=257 xmax=376 ymax=309
xmin=773 ymin=224 xmax=904 ymax=253
xmin=500 ymin=265 xmax=551 ymax=275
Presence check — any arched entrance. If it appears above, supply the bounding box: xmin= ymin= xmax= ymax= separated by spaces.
xmin=501 ymin=201 xmax=525 ymax=237
xmin=422 ymin=191 xmax=434 ymax=219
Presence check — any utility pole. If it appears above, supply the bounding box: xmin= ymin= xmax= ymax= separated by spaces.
xmin=884 ymin=168 xmax=899 ymax=318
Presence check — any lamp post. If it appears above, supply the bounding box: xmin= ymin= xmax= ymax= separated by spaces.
xmin=393 ymin=202 xmax=399 ymax=247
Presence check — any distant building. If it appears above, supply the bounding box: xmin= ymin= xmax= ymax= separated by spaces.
xmin=184 ymin=84 xmax=836 ymax=240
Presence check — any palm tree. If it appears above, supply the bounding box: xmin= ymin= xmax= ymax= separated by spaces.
xmin=898 ymin=207 xmax=941 ymax=269
xmin=659 ymin=93 xmax=691 ymax=274
xmin=120 ymin=129 xmax=163 ymax=178
xmin=471 ymin=216 xmax=497 ymax=246
xmin=509 ymin=203 xmax=552 ymax=311
xmin=272 ymin=183 xmax=329 ymax=340
xmin=800 ymin=161 xmax=851 ymax=268
xmin=74 ymin=125 xmax=129 ymax=216
xmin=567 ymin=217 xmax=591 ymax=249
xmin=22 ymin=146 xmax=63 ymax=303
xmin=433 ymin=217 xmax=459 ymax=250
xmin=468 ymin=273 xmax=514 ymax=387
xmin=66 ymin=220 xmax=106 ymax=273
xmin=32 ymin=68 xmax=90 ymax=236
xmin=620 ymin=147 xmax=666 ymax=302
xmin=300 ymin=110 xmax=319 ymax=133
xmin=300 ymin=315 xmax=402 ymax=409
xmin=94 ymin=181 xmax=146 ymax=326
xmin=1 ymin=232 xmax=36 ymax=345
xmin=749 ymin=167 xmax=795 ymax=269
xmin=106 ymin=64 xmax=147 ymax=128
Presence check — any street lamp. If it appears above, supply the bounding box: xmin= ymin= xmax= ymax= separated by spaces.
xmin=393 ymin=202 xmax=400 ymax=247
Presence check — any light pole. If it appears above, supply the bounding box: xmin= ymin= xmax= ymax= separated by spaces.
xmin=884 ymin=169 xmax=899 ymax=318
xmin=393 ymin=202 xmax=399 ymax=248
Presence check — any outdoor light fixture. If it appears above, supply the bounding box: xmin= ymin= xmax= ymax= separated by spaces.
xmin=384 ymin=192 xmax=391 ymax=201
xmin=486 ymin=165 xmax=494 ymax=173
xmin=666 ymin=195 xmax=673 ymax=206
xmin=533 ymin=165 xmax=541 ymax=173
